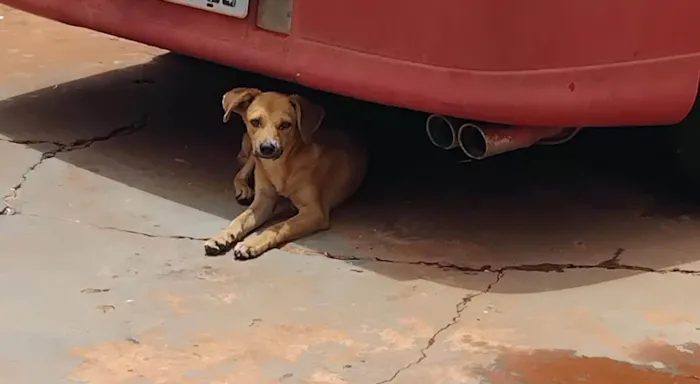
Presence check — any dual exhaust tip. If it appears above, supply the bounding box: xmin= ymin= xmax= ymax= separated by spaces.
xmin=425 ymin=114 xmax=580 ymax=160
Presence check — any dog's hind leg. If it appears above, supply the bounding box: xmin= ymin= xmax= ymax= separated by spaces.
xmin=232 ymin=187 xmax=330 ymax=260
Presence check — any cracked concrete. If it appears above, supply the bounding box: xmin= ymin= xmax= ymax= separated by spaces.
xmin=3 ymin=5 xmax=700 ymax=384
xmin=0 ymin=140 xmax=40 ymax=213
xmin=0 ymin=214 xmax=496 ymax=384
xmin=388 ymin=268 xmax=700 ymax=383
xmin=2 ymin=117 xmax=148 ymax=211
xmin=375 ymin=272 xmax=504 ymax=384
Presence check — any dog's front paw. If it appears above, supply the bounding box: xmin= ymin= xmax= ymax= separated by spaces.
xmin=233 ymin=236 xmax=272 ymax=260
xmin=204 ymin=232 xmax=236 ymax=256
xmin=234 ymin=180 xmax=254 ymax=206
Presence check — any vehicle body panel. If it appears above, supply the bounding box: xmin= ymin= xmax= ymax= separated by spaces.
xmin=3 ymin=0 xmax=700 ymax=127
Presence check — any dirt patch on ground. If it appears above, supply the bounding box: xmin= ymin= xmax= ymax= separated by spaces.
xmin=68 ymin=324 xmax=364 ymax=384
xmin=478 ymin=341 xmax=700 ymax=384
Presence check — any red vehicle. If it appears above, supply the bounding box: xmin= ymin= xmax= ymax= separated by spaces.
xmin=3 ymin=0 xmax=700 ymax=168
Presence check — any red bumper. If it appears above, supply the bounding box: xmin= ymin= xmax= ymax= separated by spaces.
xmin=3 ymin=0 xmax=700 ymax=127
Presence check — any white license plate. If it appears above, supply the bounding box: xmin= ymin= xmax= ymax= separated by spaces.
xmin=163 ymin=0 xmax=249 ymax=19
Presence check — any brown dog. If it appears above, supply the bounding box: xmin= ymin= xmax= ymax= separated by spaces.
xmin=204 ymin=87 xmax=367 ymax=259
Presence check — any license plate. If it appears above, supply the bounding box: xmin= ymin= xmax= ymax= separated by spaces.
xmin=163 ymin=0 xmax=249 ymax=19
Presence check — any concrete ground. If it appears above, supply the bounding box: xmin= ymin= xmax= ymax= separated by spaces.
xmin=2 ymin=6 xmax=700 ymax=384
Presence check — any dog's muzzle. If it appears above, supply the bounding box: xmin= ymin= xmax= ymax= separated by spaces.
xmin=256 ymin=140 xmax=282 ymax=159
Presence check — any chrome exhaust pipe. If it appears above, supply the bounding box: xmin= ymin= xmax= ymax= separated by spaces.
xmin=457 ymin=123 xmax=570 ymax=160
xmin=425 ymin=114 xmax=462 ymax=150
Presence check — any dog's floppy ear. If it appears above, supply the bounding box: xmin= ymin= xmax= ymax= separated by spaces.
xmin=222 ymin=87 xmax=261 ymax=123
xmin=289 ymin=94 xmax=325 ymax=143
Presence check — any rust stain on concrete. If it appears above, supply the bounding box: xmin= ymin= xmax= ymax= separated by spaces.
xmin=369 ymin=317 xmax=435 ymax=353
xmin=629 ymin=340 xmax=700 ymax=376
xmin=483 ymin=349 xmax=698 ymax=384
xmin=68 ymin=324 xmax=365 ymax=384
xmin=478 ymin=341 xmax=700 ymax=384
xmin=446 ymin=327 xmax=518 ymax=354
xmin=644 ymin=310 xmax=695 ymax=325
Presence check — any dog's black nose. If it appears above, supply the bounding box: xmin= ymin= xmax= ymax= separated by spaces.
xmin=258 ymin=142 xmax=278 ymax=157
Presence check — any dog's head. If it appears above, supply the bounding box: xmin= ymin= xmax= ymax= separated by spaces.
xmin=221 ymin=87 xmax=325 ymax=160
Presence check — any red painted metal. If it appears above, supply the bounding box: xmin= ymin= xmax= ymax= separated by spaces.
xmin=3 ymin=0 xmax=700 ymax=127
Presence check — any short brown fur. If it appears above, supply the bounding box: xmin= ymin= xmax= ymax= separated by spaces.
xmin=204 ymin=88 xmax=367 ymax=259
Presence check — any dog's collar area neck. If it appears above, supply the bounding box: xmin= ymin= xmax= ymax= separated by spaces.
xmin=283 ymin=140 xmax=306 ymax=158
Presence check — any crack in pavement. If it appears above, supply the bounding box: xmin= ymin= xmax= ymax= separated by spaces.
xmin=319 ymin=247 xmax=700 ymax=277
xmin=375 ymin=271 xmax=505 ymax=384
xmin=3 ymin=119 xmax=695 ymax=382
xmin=21 ymin=212 xmax=207 ymax=241
xmin=1 ymin=116 xmax=148 ymax=213
xmin=9 ymin=205 xmax=699 ymax=278
xmin=0 ymin=137 xmax=66 ymax=147
xmin=2 ymin=126 xmax=695 ymax=277
xmin=14 ymin=218 xmax=694 ymax=279
xmin=94 ymin=224 xmax=207 ymax=241
xmin=10 ymin=210 xmax=700 ymax=382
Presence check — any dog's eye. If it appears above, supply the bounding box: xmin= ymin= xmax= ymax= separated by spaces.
xmin=279 ymin=121 xmax=292 ymax=130
xmin=249 ymin=118 xmax=262 ymax=128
